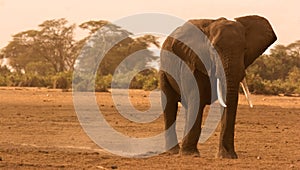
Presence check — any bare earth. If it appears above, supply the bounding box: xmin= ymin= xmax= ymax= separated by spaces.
xmin=0 ymin=87 xmax=299 ymax=169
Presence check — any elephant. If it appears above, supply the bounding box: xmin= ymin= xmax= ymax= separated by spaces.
xmin=159 ymin=15 xmax=277 ymax=158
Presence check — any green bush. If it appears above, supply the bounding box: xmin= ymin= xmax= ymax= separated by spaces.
xmin=110 ymin=69 xmax=159 ymax=90
xmin=0 ymin=66 xmax=11 ymax=86
xmin=52 ymin=72 xmax=72 ymax=89
xmin=130 ymin=69 xmax=159 ymax=90
xmin=6 ymin=73 xmax=24 ymax=86
xmin=0 ymin=76 xmax=7 ymax=86
xmin=142 ymin=76 xmax=158 ymax=91
xmin=95 ymin=74 xmax=112 ymax=92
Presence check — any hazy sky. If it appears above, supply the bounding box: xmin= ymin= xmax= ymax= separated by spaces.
xmin=0 ymin=0 xmax=299 ymax=48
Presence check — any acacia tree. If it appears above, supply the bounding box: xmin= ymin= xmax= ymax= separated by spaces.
xmin=2 ymin=30 xmax=42 ymax=73
xmin=2 ymin=18 xmax=78 ymax=74
xmin=74 ymin=20 xmax=160 ymax=91
xmin=0 ymin=18 xmax=80 ymax=88
xmin=36 ymin=18 xmax=78 ymax=73
xmin=78 ymin=20 xmax=160 ymax=76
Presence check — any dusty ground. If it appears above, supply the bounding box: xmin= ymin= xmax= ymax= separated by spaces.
xmin=0 ymin=87 xmax=299 ymax=169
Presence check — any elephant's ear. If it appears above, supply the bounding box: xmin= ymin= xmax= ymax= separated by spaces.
xmin=235 ymin=15 xmax=277 ymax=69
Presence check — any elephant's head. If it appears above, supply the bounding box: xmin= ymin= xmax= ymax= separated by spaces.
xmin=186 ymin=15 xmax=277 ymax=106
xmin=190 ymin=15 xmax=276 ymax=75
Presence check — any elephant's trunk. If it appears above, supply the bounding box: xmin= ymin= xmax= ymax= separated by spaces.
xmin=217 ymin=55 xmax=242 ymax=157
xmin=218 ymin=82 xmax=239 ymax=157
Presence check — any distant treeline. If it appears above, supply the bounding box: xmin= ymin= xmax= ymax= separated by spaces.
xmin=0 ymin=18 xmax=299 ymax=94
xmin=246 ymin=41 xmax=300 ymax=95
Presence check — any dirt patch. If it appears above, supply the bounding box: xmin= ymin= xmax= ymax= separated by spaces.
xmin=0 ymin=87 xmax=299 ymax=169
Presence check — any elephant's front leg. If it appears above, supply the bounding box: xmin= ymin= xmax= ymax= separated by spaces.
xmin=181 ymin=103 xmax=205 ymax=156
xmin=217 ymin=89 xmax=239 ymax=159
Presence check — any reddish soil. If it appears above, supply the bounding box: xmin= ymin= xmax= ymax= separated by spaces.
xmin=0 ymin=87 xmax=299 ymax=169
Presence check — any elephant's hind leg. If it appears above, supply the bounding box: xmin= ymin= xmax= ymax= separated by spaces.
xmin=160 ymin=72 xmax=180 ymax=154
xmin=180 ymin=103 xmax=205 ymax=156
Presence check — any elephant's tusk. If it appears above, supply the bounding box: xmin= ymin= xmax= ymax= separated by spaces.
xmin=240 ymin=78 xmax=253 ymax=108
xmin=217 ymin=78 xmax=227 ymax=107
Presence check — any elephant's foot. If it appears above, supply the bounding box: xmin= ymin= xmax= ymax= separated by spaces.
xmin=180 ymin=148 xmax=200 ymax=157
xmin=165 ymin=144 xmax=180 ymax=155
xmin=217 ymin=148 xmax=238 ymax=159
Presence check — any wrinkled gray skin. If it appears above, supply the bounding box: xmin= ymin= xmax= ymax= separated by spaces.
xmin=160 ymin=15 xmax=277 ymax=158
